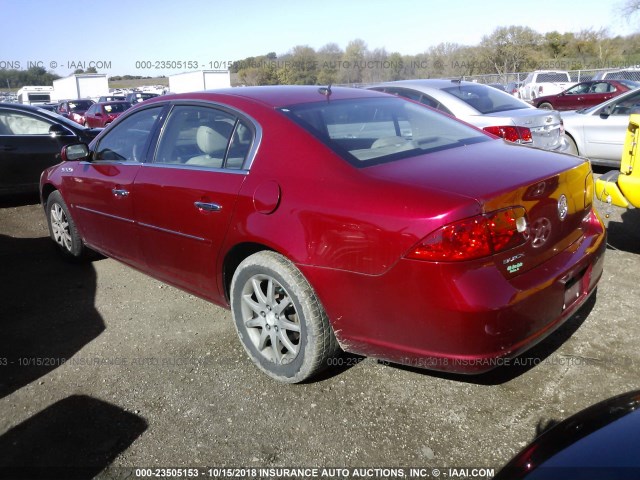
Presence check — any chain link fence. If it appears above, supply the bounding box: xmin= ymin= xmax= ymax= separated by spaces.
xmin=462 ymin=67 xmax=640 ymax=85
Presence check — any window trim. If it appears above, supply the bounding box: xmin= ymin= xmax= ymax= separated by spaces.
xmin=148 ymin=100 xmax=262 ymax=172
xmin=91 ymin=104 xmax=167 ymax=164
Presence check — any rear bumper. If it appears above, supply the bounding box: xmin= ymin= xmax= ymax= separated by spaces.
xmin=549 ymin=135 xmax=571 ymax=154
xmin=303 ymin=209 xmax=606 ymax=374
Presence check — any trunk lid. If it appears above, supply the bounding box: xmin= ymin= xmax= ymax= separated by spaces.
xmin=367 ymin=140 xmax=593 ymax=275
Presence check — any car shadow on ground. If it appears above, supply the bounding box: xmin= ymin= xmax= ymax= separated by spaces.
xmin=0 ymin=234 xmax=105 ymax=399
xmin=378 ymin=292 xmax=596 ymax=386
xmin=0 ymin=192 xmax=41 ymax=208
xmin=606 ymin=208 xmax=640 ymax=254
xmin=0 ymin=394 xmax=147 ymax=479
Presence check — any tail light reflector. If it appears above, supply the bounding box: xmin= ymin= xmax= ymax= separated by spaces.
xmin=407 ymin=207 xmax=527 ymax=262
xmin=483 ymin=126 xmax=533 ymax=144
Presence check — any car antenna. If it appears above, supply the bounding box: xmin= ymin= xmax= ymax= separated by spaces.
xmin=318 ymin=84 xmax=332 ymax=99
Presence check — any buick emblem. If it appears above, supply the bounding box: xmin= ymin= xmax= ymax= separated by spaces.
xmin=557 ymin=194 xmax=568 ymax=221
xmin=528 ymin=217 xmax=552 ymax=248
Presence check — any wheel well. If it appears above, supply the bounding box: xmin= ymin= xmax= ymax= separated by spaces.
xmin=41 ymin=183 xmax=57 ymax=206
xmin=564 ymin=132 xmax=579 ymax=152
xmin=222 ymin=242 xmax=274 ymax=302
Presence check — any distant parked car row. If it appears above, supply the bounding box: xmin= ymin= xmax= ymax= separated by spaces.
xmin=3 ymin=75 xmax=639 ymax=197
xmin=396 ymin=75 xmax=640 ymax=168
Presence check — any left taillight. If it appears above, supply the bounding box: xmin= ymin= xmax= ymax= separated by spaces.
xmin=406 ymin=207 xmax=527 ymax=262
xmin=483 ymin=125 xmax=533 ymax=144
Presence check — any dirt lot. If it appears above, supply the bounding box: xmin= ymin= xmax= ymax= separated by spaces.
xmin=1 ymin=189 xmax=639 ymax=479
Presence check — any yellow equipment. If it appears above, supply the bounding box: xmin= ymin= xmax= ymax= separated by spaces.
xmin=595 ymin=114 xmax=640 ymax=210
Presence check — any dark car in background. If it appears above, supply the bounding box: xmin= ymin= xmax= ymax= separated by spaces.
xmin=124 ymin=92 xmax=159 ymax=104
xmin=495 ymin=390 xmax=640 ymax=479
xmin=84 ymin=101 xmax=132 ymax=128
xmin=0 ymin=103 xmax=100 ymax=194
xmin=55 ymin=99 xmax=95 ymax=125
xmin=40 ymin=86 xmax=605 ymax=383
xmin=533 ymin=79 xmax=640 ymax=110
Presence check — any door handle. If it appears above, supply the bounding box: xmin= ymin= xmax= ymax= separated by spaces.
xmin=112 ymin=188 xmax=129 ymax=197
xmin=0 ymin=145 xmax=17 ymax=151
xmin=194 ymin=201 xmax=222 ymax=212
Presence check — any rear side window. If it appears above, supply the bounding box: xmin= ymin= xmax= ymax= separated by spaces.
xmin=442 ymin=84 xmax=529 ymax=114
xmin=153 ymin=105 xmax=253 ymax=170
xmin=381 ymin=87 xmax=453 ymax=115
xmin=0 ymin=111 xmax=52 ymax=135
xmin=280 ymin=97 xmax=490 ymax=166
xmin=94 ymin=106 xmax=162 ymax=162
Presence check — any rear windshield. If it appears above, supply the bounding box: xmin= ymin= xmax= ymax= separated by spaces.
xmin=68 ymin=100 xmax=94 ymax=111
xmin=104 ymin=102 xmax=131 ymax=113
xmin=441 ymin=84 xmax=530 ymax=114
xmin=279 ymin=97 xmax=490 ymax=166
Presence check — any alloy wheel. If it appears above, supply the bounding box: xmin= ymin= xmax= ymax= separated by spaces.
xmin=239 ymin=274 xmax=301 ymax=365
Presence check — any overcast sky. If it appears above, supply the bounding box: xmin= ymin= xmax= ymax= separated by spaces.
xmin=0 ymin=0 xmax=633 ymax=76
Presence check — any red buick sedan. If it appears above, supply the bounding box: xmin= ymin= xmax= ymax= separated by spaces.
xmin=40 ymin=86 xmax=606 ymax=383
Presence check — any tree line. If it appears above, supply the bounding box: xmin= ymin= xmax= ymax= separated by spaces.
xmin=230 ymin=27 xmax=640 ymax=85
xmin=0 ymin=66 xmax=60 ymax=90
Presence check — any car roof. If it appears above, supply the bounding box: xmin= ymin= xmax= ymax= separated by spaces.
xmin=143 ymin=85 xmax=388 ymax=108
xmin=96 ymin=100 xmax=131 ymax=105
xmin=0 ymin=103 xmax=47 ymax=113
xmin=370 ymin=79 xmax=475 ymax=91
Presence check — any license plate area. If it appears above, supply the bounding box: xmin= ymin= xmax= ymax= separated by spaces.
xmin=563 ymin=268 xmax=586 ymax=310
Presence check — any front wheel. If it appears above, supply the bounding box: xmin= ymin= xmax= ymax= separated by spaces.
xmin=565 ymin=135 xmax=579 ymax=156
xmin=231 ymin=251 xmax=340 ymax=383
xmin=538 ymin=102 xmax=553 ymax=110
xmin=46 ymin=190 xmax=86 ymax=259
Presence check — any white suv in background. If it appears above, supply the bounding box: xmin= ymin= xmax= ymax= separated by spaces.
xmin=520 ymin=70 xmax=575 ymax=102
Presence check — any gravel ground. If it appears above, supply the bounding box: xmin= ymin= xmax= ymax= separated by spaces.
xmin=0 ymin=187 xmax=639 ymax=479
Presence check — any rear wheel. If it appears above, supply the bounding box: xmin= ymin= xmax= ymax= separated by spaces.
xmin=231 ymin=251 xmax=340 ymax=383
xmin=46 ymin=191 xmax=86 ymax=260
xmin=538 ymin=102 xmax=553 ymax=110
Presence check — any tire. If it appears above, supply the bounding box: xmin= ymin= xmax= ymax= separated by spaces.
xmin=231 ymin=251 xmax=340 ymax=383
xmin=538 ymin=102 xmax=553 ymax=110
xmin=46 ymin=190 xmax=86 ymax=260
xmin=565 ymin=135 xmax=579 ymax=156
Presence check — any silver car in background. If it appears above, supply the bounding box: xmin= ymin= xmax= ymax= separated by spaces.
xmin=562 ymin=86 xmax=640 ymax=167
xmin=368 ymin=79 xmax=569 ymax=153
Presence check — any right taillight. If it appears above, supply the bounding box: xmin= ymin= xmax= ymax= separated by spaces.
xmin=483 ymin=126 xmax=533 ymax=144
xmin=406 ymin=207 xmax=527 ymax=262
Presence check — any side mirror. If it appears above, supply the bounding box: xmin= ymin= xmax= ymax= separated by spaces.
xmin=61 ymin=143 xmax=90 ymax=162
xmin=49 ymin=123 xmax=71 ymax=138
xmin=599 ymin=105 xmax=614 ymax=118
